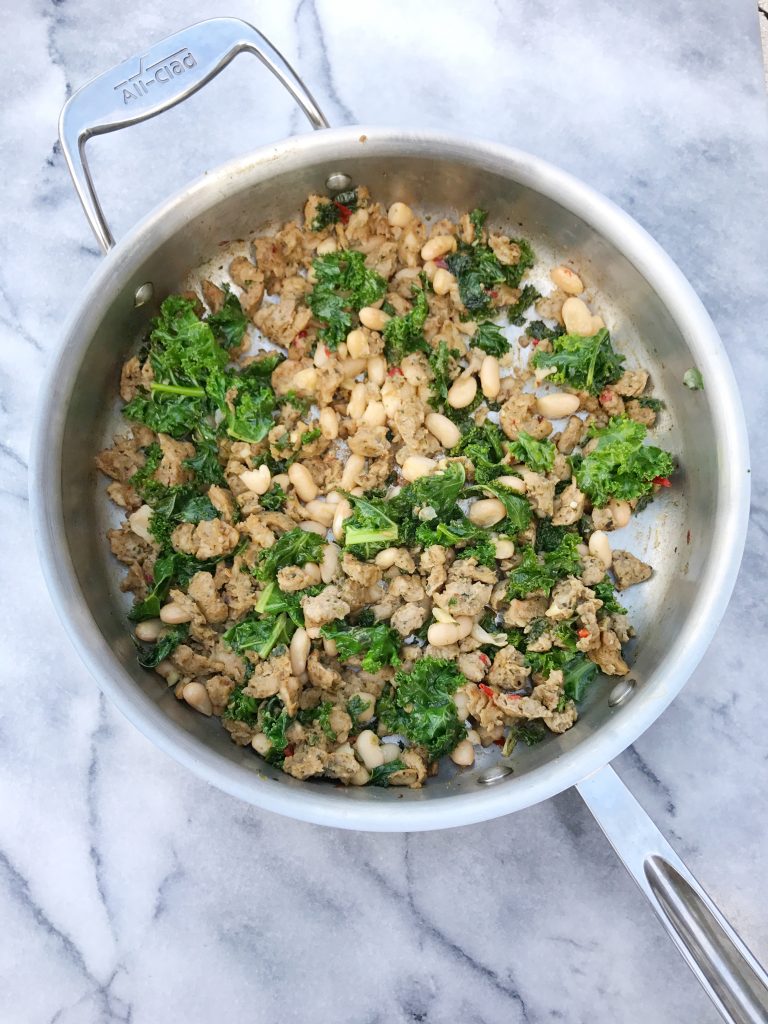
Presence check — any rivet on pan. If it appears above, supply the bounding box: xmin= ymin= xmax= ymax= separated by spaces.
xmin=477 ymin=764 xmax=513 ymax=786
xmin=134 ymin=282 xmax=154 ymax=308
xmin=325 ymin=172 xmax=353 ymax=193
xmin=608 ymin=678 xmax=636 ymax=707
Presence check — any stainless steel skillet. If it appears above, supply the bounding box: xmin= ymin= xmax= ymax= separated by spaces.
xmin=31 ymin=17 xmax=767 ymax=1022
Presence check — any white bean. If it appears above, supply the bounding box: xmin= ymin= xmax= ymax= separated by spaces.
xmin=316 ymin=237 xmax=337 ymax=255
xmin=240 ymin=465 xmax=271 ymax=495
xmin=493 ymin=538 xmax=516 ymax=559
xmin=340 ymin=453 xmax=365 ymax=491
xmin=609 ymin=499 xmax=632 ymax=529
xmin=299 ymin=521 xmax=327 ymax=537
xmin=428 ymin=622 xmax=462 ymax=647
xmin=160 ymin=602 xmax=192 ymax=625
xmin=355 ymin=729 xmax=384 ymax=770
xmin=304 ymin=500 xmax=336 ymax=527
xmin=353 ymin=692 xmax=377 ymax=723
xmin=320 ymin=542 xmax=340 ymax=583
xmin=480 ymin=355 xmax=501 ymax=399
xmin=425 ymin=412 xmax=461 ymax=449
xmin=273 ymin=473 xmax=290 ymax=490
xmin=251 ymin=733 xmax=273 ymax=755
xmin=450 ymin=739 xmax=475 ymax=767
xmin=332 ymin=499 xmax=352 ymax=541
xmin=456 ymin=616 xmax=474 ymax=639
xmin=288 ymin=462 xmax=318 ymax=503
xmin=367 ymin=355 xmax=386 ymax=385
xmin=550 ymin=265 xmax=584 ymax=295
xmin=388 ymin=201 xmax=413 ymax=227
xmin=349 ymin=766 xmax=371 ymax=786
xmin=182 ymin=682 xmax=213 ymax=717
xmin=128 ymin=504 xmax=153 ymax=542
xmin=402 ymin=455 xmax=437 ymax=482
xmin=536 ymin=392 xmax=581 ymax=418
xmin=339 ymin=357 xmax=368 ymax=379
xmin=447 ymin=375 xmax=478 ymax=409
xmin=495 ymin=474 xmax=526 ymax=493
xmin=346 ymin=329 xmax=369 ymax=358
xmin=154 ymin=660 xmax=180 ymax=685
xmin=322 ymin=637 xmax=338 ymax=657
xmin=135 ymin=618 xmax=164 ymax=642
xmin=347 ymin=382 xmax=367 ymax=419
xmin=421 ymin=235 xmax=457 ymax=261
xmin=562 ymin=296 xmax=595 ymax=335
xmin=293 ymin=367 xmax=317 ymax=391
xmin=588 ymin=530 xmax=613 ymax=568
xmin=362 ymin=400 xmax=387 ymax=426
xmin=374 ymin=547 xmax=400 ymax=569
xmin=358 ymin=306 xmax=390 ymax=332
xmin=380 ymin=742 xmax=402 ymax=764
xmin=319 ymin=407 xmax=339 ymax=439
xmin=432 ymin=268 xmax=456 ymax=295
xmin=454 ymin=691 xmax=470 ymax=722
xmin=290 ymin=627 xmax=311 ymax=676
xmin=468 ymin=498 xmax=506 ymax=527
xmin=422 ymin=259 xmax=438 ymax=282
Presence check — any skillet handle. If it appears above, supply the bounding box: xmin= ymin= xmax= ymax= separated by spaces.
xmin=59 ymin=17 xmax=330 ymax=253
xmin=577 ymin=764 xmax=768 ymax=1024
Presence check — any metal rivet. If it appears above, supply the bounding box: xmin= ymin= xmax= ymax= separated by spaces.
xmin=477 ymin=764 xmax=514 ymax=786
xmin=608 ymin=678 xmax=636 ymax=707
xmin=325 ymin=172 xmax=353 ymax=193
xmin=134 ymin=282 xmax=154 ymax=308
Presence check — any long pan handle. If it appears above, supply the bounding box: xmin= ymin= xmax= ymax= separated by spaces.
xmin=577 ymin=765 xmax=768 ymax=1023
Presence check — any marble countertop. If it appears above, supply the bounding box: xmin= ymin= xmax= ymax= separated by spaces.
xmin=3 ymin=1 xmax=767 ymax=1021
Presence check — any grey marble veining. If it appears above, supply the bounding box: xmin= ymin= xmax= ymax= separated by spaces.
xmin=2 ymin=1 xmax=767 ymax=1022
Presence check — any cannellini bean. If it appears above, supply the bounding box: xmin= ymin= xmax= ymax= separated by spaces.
xmin=320 ymin=542 xmax=340 ymax=583
xmin=304 ymin=500 xmax=336 ymax=527
xmin=432 ymin=268 xmax=455 ymax=295
xmin=562 ymin=296 xmax=595 ymax=335
xmin=347 ymin=382 xmax=367 ymax=419
xmin=493 ymin=538 xmax=516 ymax=559
xmin=353 ymin=692 xmax=377 ymax=723
xmin=155 ymin=660 xmax=180 ymax=685
xmin=454 ymin=691 xmax=470 ymax=722
xmin=425 ymin=412 xmax=461 ymax=449
xmin=355 ymin=729 xmax=384 ymax=770
xmin=346 ymin=329 xmax=369 ymax=358
xmin=160 ymin=602 xmax=193 ymax=624
xmin=288 ymin=462 xmax=318 ymax=503
xmin=128 ymin=504 xmax=153 ymax=542
xmin=339 ymin=357 xmax=368 ymax=380
xmin=388 ymin=201 xmax=413 ymax=227
xmin=469 ymin=498 xmax=506 ymax=527
xmin=428 ymin=622 xmax=462 ymax=647
xmin=480 ymin=355 xmax=501 ymax=399
xmin=550 ymin=265 xmax=584 ymax=295
xmin=495 ymin=474 xmax=526 ymax=493
xmin=466 ymin=729 xmax=481 ymax=746
xmin=251 ymin=733 xmax=272 ymax=755
xmin=340 ymin=453 xmax=365 ymax=491
xmin=367 ymin=355 xmax=386 ymax=385
xmin=456 ymin=616 xmax=474 ymax=639
xmin=380 ymin=742 xmax=402 ymax=764
xmin=422 ymin=260 xmax=438 ymax=282
xmin=240 ymin=464 xmax=271 ymax=494
xmin=319 ymin=407 xmax=339 ymax=439
xmin=349 ymin=766 xmax=371 ymax=786
xmin=609 ymin=499 xmax=632 ymax=529
xmin=447 ymin=375 xmax=477 ymax=409
xmin=332 ymin=499 xmax=352 ymax=541
xmin=135 ymin=618 xmax=164 ymax=642
xmin=273 ymin=473 xmax=290 ymax=490
xmin=316 ymin=237 xmax=337 ymax=255
xmin=299 ymin=521 xmax=327 ymax=537
xmin=362 ymin=400 xmax=387 ymax=426
xmin=402 ymin=455 xmax=437 ymax=482
xmin=293 ymin=367 xmax=317 ymax=391
xmin=374 ymin=547 xmax=400 ymax=569
xmin=323 ymin=637 xmax=338 ymax=657
xmin=421 ymin=235 xmax=457 ymax=262
xmin=358 ymin=306 xmax=390 ymax=331
xmin=304 ymin=564 xmax=323 ymax=584
xmin=450 ymin=739 xmax=475 ymax=767
xmin=535 ymin=392 xmax=581 ymax=418
xmin=182 ymin=682 xmax=213 ymax=717
xmin=290 ymin=627 xmax=311 ymax=676
xmin=588 ymin=529 xmax=612 ymax=568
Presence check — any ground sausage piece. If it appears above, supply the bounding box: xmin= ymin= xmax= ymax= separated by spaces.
xmin=552 ymin=481 xmax=586 ymax=526
xmin=302 ymin=586 xmax=351 ymax=633
xmin=347 ymin=424 xmax=389 ymax=458
xmin=283 ymin=746 xmax=328 ymax=780
xmin=614 ymin=369 xmax=649 ymax=398
xmin=625 ymin=400 xmax=657 ymax=427
xmin=171 ymin=518 xmax=240 ymax=560
xmin=95 ymin=434 xmax=146 ymax=483
xmin=488 ymin=645 xmax=531 ymax=691
xmin=208 ymin=485 xmax=236 ymax=523
xmin=557 ymin=415 xmax=585 ymax=454
xmin=244 ymin=654 xmax=293 ymax=699
xmin=612 ymin=550 xmax=652 ymax=590
xmin=187 ymin=571 xmax=229 ymax=624
xmin=277 ymin=565 xmax=322 ymax=592
xmin=419 ymin=546 xmax=449 ymax=595
xmin=391 ymin=602 xmax=427 ymax=636
xmin=202 ymin=279 xmax=226 ymax=313
xmin=580 ymin=555 xmax=606 ymax=587
xmin=458 ymin=651 xmax=489 ymax=682
xmin=588 ymin=627 xmax=629 ymax=675
xmin=433 ymin=579 xmax=492 ymax=618
xmin=342 ymin=552 xmax=382 ymax=588
xmin=522 ymin=471 xmax=556 ymax=518
xmin=504 ymin=597 xmax=548 ymax=628
xmin=499 ymin=391 xmax=553 ymax=442
xmin=156 ymin=434 xmax=195 ymax=488
xmin=205 ymin=674 xmax=236 ymax=715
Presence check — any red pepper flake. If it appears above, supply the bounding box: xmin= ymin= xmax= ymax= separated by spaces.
xmin=686 ymin=529 xmax=692 ymax=545
xmin=577 ymin=628 xmax=590 ymax=639
xmin=493 ymin=737 xmax=505 ymax=747
xmin=478 ymin=653 xmax=491 ymax=665
xmin=478 ymin=683 xmax=495 ymax=699
xmin=388 ymin=365 xmax=403 ymax=376
xmin=531 ymin=338 xmax=540 ymax=347
xmin=283 ymin=745 xmax=295 ymax=758
xmin=434 ymin=258 xmax=448 ymax=269
xmin=144 ymin=572 xmax=153 ymax=584
xmin=653 ymin=476 xmax=671 ymax=488
xmin=333 ymin=200 xmax=352 ymax=223
xmin=488 ymin=289 xmax=498 ymax=298
xmin=323 ymin=345 xmax=331 ymax=357
xmin=599 ymin=389 xmax=614 ymax=404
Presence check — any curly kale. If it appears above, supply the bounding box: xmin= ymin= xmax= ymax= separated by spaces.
xmin=377 ymin=657 xmax=466 ymax=760
xmin=307 ymin=250 xmax=386 ymax=348
xmin=571 ymin=416 xmax=674 ymax=507
xmin=506 ymin=533 xmax=582 ymax=599
xmin=320 ymin=621 xmax=401 ymax=673
xmin=531 ymin=328 xmax=624 ymax=396
xmin=509 ymin=430 xmax=556 ymax=474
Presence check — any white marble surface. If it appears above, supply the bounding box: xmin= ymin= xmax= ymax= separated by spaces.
xmin=2 ymin=1 xmax=768 ymax=1021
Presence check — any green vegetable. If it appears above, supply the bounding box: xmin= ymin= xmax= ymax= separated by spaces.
xmin=525 ymin=649 xmax=599 ymax=703
xmin=320 ymin=620 xmax=401 ymax=672
xmin=259 ymin=482 xmax=287 ymax=511
xmin=637 ymin=396 xmax=664 ymax=411
xmin=128 ymin=546 xmax=233 ymax=622
xmin=253 ymin=581 xmax=321 ymax=626
xmin=593 ymin=577 xmax=627 ymax=615
xmin=307 ymin=250 xmax=386 ymax=348
xmin=509 ymin=430 xmax=556 ymax=474
xmin=428 ymin=340 xmax=456 ymax=408
xmin=136 ymin=623 xmax=189 ymax=669
xmin=347 ymin=694 xmax=372 ymax=724
xmin=223 ymin=612 xmax=293 ymax=660
xmin=393 ymin=462 xmax=466 ymax=522
xmin=223 ymin=686 xmax=261 ymax=726
xmin=311 ymin=189 xmax=359 ymax=230
xmin=471 ymin=481 xmax=532 ymax=533
xmin=206 ymin=286 xmax=248 ymax=350
xmin=468 ymin=207 xmax=488 ymax=238
xmin=254 ymin=527 xmax=327 ymax=582
xmin=472 ymin=321 xmax=509 ymax=357
xmin=506 ymin=533 xmax=582 ymax=598
xmin=534 ymin=518 xmax=571 ymax=553
xmin=462 ymin=537 xmax=498 ymax=568
xmin=342 ymin=494 xmax=400 ymax=559
xmin=683 ymin=368 xmax=704 ymax=390
xmin=123 ymin=391 xmax=208 ymax=439
xmin=502 ymin=720 xmax=547 ymax=755
xmin=184 ymin=423 xmax=226 ymax=487
xmin=525 ymin=320 xmax=564 ymax=343
xmin=414 ymin=514 xmax=489 ymax=550
xmin=571 ymin=416 xmax=674 ymax=507
xmin=368 ymin=761 xmax=406 ymax=786
xmin=445 ymin=221 xmax=535 ymax=318
xmin=377 ymin=657 xmax=466 ymax=760
xmin=383 ymin=288 xmax=430 ymax=365
xmin=507 ymin=284 xmax=541 ymax=326
xmin=452 ymin=421 xmax=508 ymax=483
xmin=531 ymin=328 xmax=624 ymax=395
xmin=298 ymin=700 xmax=337 ymax=741
xmin=206 ymin=368 xmax=276 ymax=444
xmin=259 ymin=696 xmax=292 ymax=755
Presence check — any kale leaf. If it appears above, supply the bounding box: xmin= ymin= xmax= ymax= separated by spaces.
xmin=342 ymin=494 xmax=400 ymax=559
xmin=308 ymin=250 xmax=386 ymax=348
xmin=383 ymin=288 xmax=430 ymax=365
xmin=472 ymin=321 xmax=509 ymax=357
xmin=452 ymin=421 xmax=508 ymax=483
xmin=259 ymin=482 xmax=287 ymax=511
xmin=445 ymin=222 xmax=535 ymax=318
xmin=311 ymin=189 xmax=359 ymax=230
xmin=428 ymin=340 xmax=456 ymax=408
xmin=223 ymin=612 xmax=293 ymax=660
xmin=525 ymin=649 xmax=599 ymax=703
xmin=506 ymin=533 xmax=582 ymax=598
xmin=571 ymin=416 xmax=674 ymax=507
xmin=593 ymin=577 xmax=628 ymax=615
xmin=297 ymin=700 xmax=337 ymax=741
xmin=223 ymin=686 xmax=261 ymax=726
xmin=253 ymin=527 xmax=327 ymax=581
xmin=136 ymin=623 xmax=189 ymax=669
xmin=377 ymin=657 xmax=466 ymax=760
xmin=368 ymin=761 xmax=407 ymax=786
xmin=206 ymin=286 xmax=248 ymax=350
xmin=320 ymin=620 xmax=401 ymax=672
xmin=509 ymin=430 xmax=556 ymax=474
xmin=507 ymin=284 xmax=541 ymax=326
xmin=470 ymin=481 xmax=532 ymax=533
xmin=531 ymin=328 xmax=624 ymax=395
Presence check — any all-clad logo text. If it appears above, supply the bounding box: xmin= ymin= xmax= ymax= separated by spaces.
xmin=114 ymin=47 xmax=197 ymax=103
